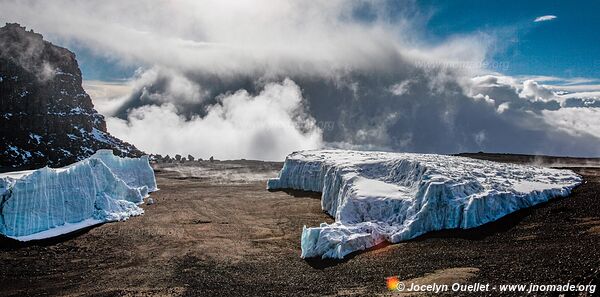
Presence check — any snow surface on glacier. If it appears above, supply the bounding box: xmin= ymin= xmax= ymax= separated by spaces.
xmin=267 ymin=150 xmax=582 ymax=259
xmin=0 ymin=150 xmax=157 ymax=241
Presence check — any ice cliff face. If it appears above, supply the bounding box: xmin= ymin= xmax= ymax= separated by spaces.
xmin=91 ymin=150 xmax=158 ymax=193
xmin=0 ymin=23 xmax=142 ymax=170
xmin=268 ymin=150 xmax=582 ymax=259
xmin=0 ymin=150 xmax=157 ymax=241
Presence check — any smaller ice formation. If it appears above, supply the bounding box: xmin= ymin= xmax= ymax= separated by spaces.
xmin=267 ymin=150 xmax=582 ymax=259
xmin=0 ymin=150 xmax=157 ymax=241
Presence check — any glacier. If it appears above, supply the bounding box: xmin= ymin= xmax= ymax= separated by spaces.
xmin=267 ymin=150 xmax=582 ymax=259
xmin=0 ymin=150 xmax=157 ymax=241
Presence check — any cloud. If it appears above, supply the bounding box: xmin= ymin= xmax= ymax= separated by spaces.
xmin=106 ymin=79 xmax=322 ymax=160
xmin=82 ymin=80 xmax=132 ymax=116
xmin=464 ymin=74 xmax=600 ymax=153
xmin=542 ymin=108 xmax=600 ymax=139
xmin=519 ymin=79 xmax=556 ymax=101
xmin=4 ymin=1 xmax=600 ymax=158
xmin=534 ymin=15 xmax=557 ymax=22
xmin=388 ymin=80 xmax=414 ymax=96
xmin=0 ymin=1 xmax=491 ymax=77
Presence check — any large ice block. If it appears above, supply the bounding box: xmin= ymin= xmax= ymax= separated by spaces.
xmin=0 ymin=150 xmax=157 ymax=240
xmin=268 ymin=150 xmax=582 ymax=259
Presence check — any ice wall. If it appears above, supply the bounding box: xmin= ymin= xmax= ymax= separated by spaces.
xmin=0 ymin=150 xmax=157 ymax=240
xmin=268 ymin=150 xmax=582 ymax=259
xmin=90 ymin=150 xmax=158 ymax=193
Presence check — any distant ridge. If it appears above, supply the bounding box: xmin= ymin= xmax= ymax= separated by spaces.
xmin=455 ymin=152 xmax=600 ymax=166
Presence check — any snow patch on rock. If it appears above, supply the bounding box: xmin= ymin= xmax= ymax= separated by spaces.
xmin=268 ymin=150 xmax=582 ymax=259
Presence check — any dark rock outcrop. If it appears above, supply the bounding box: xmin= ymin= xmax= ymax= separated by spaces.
xmin=0 ymin=23 xmax=143 ymax=170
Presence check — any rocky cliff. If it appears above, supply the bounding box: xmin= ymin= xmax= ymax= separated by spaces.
xmin=0 ymin=23 xmax=143 ymax=170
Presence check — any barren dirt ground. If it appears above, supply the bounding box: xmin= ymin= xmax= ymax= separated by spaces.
xmin=0 ymin=157 xmax=599 ymax=296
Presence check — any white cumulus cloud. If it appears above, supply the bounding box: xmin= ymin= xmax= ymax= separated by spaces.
xmin=106 ymin=79 xmax=322 ymax=160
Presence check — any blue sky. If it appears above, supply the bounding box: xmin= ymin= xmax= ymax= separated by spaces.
xmin=75 ymin=46 xmax=137 ymax=81
xmin=418 ymin=0 xmax=600 ymax=79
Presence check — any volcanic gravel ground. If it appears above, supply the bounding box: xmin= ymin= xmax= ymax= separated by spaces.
xmin=0 ymin=156 xmax=598 ymax=296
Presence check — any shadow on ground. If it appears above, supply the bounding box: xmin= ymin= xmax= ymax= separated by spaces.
xmin=0 ymin=224 xmax=100 ymax=250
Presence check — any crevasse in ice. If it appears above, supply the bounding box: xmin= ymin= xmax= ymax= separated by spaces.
xmin=0 ymin=150 xmax=157 ymax=241
xmin=267 ymin=150 xmax=582 ymax=259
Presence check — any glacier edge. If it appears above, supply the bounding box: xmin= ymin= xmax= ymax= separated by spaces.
xmin=0 ymin=150 xmax=157 ymax=241
xmin=267 ymin=150 xmax=582 ymax=259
